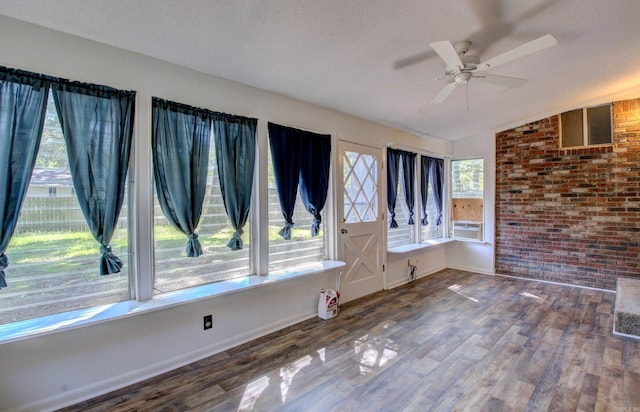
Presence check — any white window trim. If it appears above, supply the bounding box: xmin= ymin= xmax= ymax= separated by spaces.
xmin=450 ymin=157 xmax=485 ymax=243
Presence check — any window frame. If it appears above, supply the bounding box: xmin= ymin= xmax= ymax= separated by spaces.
xmin=387 ymin=162 xmax=416 ymax=248
xmin=385 ymin=149 xmax=447 ymax=249
xmin=0 ymin=86 xmax=134 ymax=325
xmin=265 ymin=127 xmax=330 ymax=273
xmin=0 ymin=67 xmax=342 ymax=337
xmin=559 ymin=103 xmax=613 ymax=149
xmin=450 ymin=157 xmax=485 ymax=243
xmin=420 ymin=166 xmax=445 ymax=242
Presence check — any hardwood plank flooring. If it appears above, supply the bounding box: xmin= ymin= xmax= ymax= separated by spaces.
xmin=59 ymin=269 xmax=640 ymax=412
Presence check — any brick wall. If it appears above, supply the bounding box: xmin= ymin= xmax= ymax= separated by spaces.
xmin=495 ymin=98 xmax=640 ymax=290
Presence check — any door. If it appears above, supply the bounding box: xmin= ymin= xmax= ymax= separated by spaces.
xmin=337 ymin=140 xmax=384 ymax=303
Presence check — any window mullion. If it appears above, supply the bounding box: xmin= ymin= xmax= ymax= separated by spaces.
xmin=133 ymin=92 xmax=154 ymax=301
xmin=254 ymin=121 xmax=269 ymax=275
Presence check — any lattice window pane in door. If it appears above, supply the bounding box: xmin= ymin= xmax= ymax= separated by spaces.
xmin=343 ymin=151 xmax=378 ymax=223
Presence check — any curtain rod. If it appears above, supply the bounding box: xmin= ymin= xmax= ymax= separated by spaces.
xmin=385 ymin=141 xmax=451 ymax=159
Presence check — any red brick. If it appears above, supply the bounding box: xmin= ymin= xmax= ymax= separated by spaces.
xmin=495 ymin=98 xmax=640 ymax=290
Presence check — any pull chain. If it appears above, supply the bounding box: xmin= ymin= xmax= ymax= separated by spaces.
xmin=466 ymin=81 xmax=470 ymax=111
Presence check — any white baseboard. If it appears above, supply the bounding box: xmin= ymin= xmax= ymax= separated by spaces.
xmin=22 ymin=311 xmax=317 ymax=412
xmin=386 ymin=265 xmax=447 ymax=290
xmin=447 ymin=264 xmax=495 ymax=276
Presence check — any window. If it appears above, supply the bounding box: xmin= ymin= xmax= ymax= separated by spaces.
xmin=421 ymin=175 xmax=444 ymax=240
xmin=387 ymin=151 xmax=445 ymax=247
xmin=560 ymin=104 xmax=612 ymax=148
xmin=1 ymin=67 xmax=336 ymax=333
xmin=152 ymin=100 xmax=255 ymax=294
xmin=343 ymin=150 xmax=379 ymax=223
xmin=451 ymin=158 xmax=484 ymax=241
xmin=388 ymin=165 xmax=414 ymax=248
xmin=267 ymin=133 xmax=327 ymax=272
xmin=1 ymin=90 xmax=130 ymax=325
xmin=153 ymin=143 xmax=252 ymax=293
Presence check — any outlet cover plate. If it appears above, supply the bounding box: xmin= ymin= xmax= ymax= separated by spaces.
xmin=203 ymin=314 xmax=213 ymax=330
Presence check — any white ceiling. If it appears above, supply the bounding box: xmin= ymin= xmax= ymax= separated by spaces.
xmin=2 ymin=0 xmax=640 ymax=141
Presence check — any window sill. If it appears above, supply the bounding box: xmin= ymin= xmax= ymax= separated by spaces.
xmin=0 ymin=260 xmax=345 ymax=345
xmin=452 ymin=238 xmax=488 ymax=245
xmin=388 ymin=238 xmax=455 ymax=254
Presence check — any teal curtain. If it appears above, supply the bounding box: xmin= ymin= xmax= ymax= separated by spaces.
xmin=0 ymin=68 xmax=49 ymax=287
xmin=152 ymin=98 xmax=210 ymax=257
xmin=212 ymin=114 xmax=257 ymax=250
xmin=53 ymin=82 xmax=135 ymax=275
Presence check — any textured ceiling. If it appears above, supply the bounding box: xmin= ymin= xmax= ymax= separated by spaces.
xmin=1 ymin=0 xmax=640 ymax=141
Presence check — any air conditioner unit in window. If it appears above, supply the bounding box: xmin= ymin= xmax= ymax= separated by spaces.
xmin=452 ymin=221 xmax=483 ymax=241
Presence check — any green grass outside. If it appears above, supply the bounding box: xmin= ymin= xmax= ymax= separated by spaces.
xmin=8 ymin=223 xmax=322 ymax=266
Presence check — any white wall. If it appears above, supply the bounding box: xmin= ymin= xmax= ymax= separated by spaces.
xmin=386 ymin=245 xmax=448 ymax=288
xmin=0 ymin=16 xmax=449 ymax=411
xmin=446 ymin=132 xmax=496 ymax=275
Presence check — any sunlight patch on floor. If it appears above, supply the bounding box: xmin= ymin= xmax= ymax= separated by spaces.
xmin=354 ymin=334 xmax=399 ymax=376
xmin=520 ymin=291 xmax=544 ymax=302
xmin=238 ymin=376 xmax=270 ymax=411
xmin=448 ymin=284 xmax=480 ymax=303
xmin=279 ymin=354 xmax=312 ymax=403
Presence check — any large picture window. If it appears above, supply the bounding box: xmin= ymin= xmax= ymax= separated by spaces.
xmin=152 ymin=99 xmax=255 ymax=294
xmin=0 ymin=69 xmax=133 ymax=325
xmin=267 ymin=123 xmax=329 ymax=272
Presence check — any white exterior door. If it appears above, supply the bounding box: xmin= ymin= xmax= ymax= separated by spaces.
xmin=336 ymin=141 xmax=384 ymax=303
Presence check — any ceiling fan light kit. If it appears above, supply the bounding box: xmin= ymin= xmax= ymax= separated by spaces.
xmin=429 ymin=34 xmax=558 ymax=105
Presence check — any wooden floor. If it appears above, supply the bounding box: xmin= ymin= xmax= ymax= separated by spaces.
xmin=59 ymin=269 xmax=640 ymax=412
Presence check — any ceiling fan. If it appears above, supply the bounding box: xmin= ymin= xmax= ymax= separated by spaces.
xmin=430 ymin=34 xmax=557 ymax=104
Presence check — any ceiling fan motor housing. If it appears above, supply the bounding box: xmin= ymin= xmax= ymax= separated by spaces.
xmin=454 ymin=72 xmax=472 ymax=84
xmin=445 ymin=54 xmax=480 ymax=76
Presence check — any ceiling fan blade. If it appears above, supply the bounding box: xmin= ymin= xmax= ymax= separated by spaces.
xmin=393 ymin=50 xmax=434 ymax=70
xmin=477 ymin=34 xmax=557 ymax=71
xmin=474 ymin=73 xmax=528 ymax=89
xmin=429 ymin=41 xmax=464 ymax=69
xmin=431 ymin=82 xmax=460 ymax=104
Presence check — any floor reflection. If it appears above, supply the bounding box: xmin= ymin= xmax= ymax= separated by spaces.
xmin=236 ymin=332 xmax=399 ymax=410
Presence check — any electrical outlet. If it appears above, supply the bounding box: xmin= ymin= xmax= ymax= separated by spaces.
xmin=203 ymin=314 xmax=213 ymax=330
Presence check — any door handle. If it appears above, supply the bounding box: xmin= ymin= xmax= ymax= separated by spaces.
xmin=341 ymin=228 xmax=348 ymax=234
